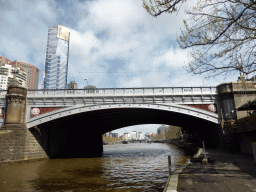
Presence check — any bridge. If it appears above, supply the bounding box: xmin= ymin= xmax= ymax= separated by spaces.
xmin=1 ymin=81 xmax=256 ymax=161
xmin=0 ymin=86 xmax=219 ymax=127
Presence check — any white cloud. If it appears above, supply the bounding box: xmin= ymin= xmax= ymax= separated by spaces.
xmin=99 ymin=36 xmax=140 ymax=59
xmin=69 ymin=29 xmax=101 ymax=62
xmin=0 ymin=37 xmax=29 ymax=63
xmin=120 ymin=77 xmax=143 ymax=87
xmin=153 ymin=48 xmax=189 ymax=68
xmin=79 ymin=0 xmax=145 ymax=35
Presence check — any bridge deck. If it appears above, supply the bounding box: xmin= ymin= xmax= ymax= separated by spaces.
xmin=26 ymin=87 xmax=217 ymax=97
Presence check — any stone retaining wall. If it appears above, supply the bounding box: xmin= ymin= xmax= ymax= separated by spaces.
xmin=0 ymin=128 xmax=48 ymax=162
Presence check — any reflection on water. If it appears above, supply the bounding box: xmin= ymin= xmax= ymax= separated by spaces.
xmin=0 ymin=143 xmax=192 ymax=192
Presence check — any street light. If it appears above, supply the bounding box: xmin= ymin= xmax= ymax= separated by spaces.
xmin=84 ymin=79 xmax=88 ymax=86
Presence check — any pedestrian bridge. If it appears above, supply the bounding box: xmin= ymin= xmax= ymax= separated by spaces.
xmin=0 ymin=86 xmax=220 ymax=128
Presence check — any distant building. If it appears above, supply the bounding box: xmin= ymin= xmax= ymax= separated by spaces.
xmin=0 ymin=56 xmax=11 ymax=65
xmin=124 ymin=133 xmax=131 ymax=140
xmin=68 ymin=81 xmax=77 ymax=89
xmin=131 ymin=131 xmax=137 ymax=139
xmin=138 ymin=132 xmax=145 ymax=140
xmin=43 ymin=25 xmax=70 ymax=89
xmin=104 ymin=132 xmax=118 ymax=138
xmin=111 ymin=133 xmax=118 ymax=138
xmin=123 ymin=133 xmax=129 ymax=140
xmin=0 ymin=64 xmax=27 ymax=89
xmin=105 ymin=132 xmax=112 ymax=137
xmin=157 ymin=125 xmax=169 ymax=135
xmin=9 ymin=60 xmax=40 ymax=89
xmin=0 ymin=56 xmax=39 ymax=89
xmin=84 ymin=85 xmax=97 ymax=93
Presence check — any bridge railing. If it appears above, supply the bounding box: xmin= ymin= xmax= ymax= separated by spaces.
xmin=25 ymin=87 xmax=217 ymax=97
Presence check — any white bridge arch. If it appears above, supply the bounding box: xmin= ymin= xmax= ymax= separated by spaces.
xmin=27 ymin=103 xmax=220 ymax=128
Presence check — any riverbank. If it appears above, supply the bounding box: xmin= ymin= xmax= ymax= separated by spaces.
xmin=177 ymin=148 xmax=256 ymax=191
xmin=166 ymin=140 xmax=256 ymax=192
xmin=167 ymin=139 xmax=199 ymax=154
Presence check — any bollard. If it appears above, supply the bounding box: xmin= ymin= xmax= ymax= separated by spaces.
xmin=202 ymin=141 xmax=206 ymax=158
xmin=168 ymin=155 xmax=171 ymax=175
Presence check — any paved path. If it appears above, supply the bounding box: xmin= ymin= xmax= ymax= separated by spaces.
xmin=177 ymin=149 xmax=256 ymax=192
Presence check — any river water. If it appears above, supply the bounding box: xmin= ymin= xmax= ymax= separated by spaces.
xmin=0 ymin=143 xmax=193 ymax=192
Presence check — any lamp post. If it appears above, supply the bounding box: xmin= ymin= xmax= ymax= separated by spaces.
xmin=85 ymin=79 xmax=88 ymax=86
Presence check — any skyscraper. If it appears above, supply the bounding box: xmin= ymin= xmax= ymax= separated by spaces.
xmin=0 ymin=56 xmax=40 ymax=89
xmin=43 ymin=25 xmax=70 ymax=89
xmin=0 ymin=64 xmax=27 ymax=90
xmin=9 ymin=60 xmax=40 ymax=89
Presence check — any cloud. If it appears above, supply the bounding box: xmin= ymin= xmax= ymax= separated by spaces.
xmin=153 ymin=48 xmax=189 ymax=68
xmin=69 ymin=29 xmax=101 ymax=62
xmin=0 ymin=37 xmax=29 ymax=63
xmin=78 ymin=0 xmax=145 ymax=35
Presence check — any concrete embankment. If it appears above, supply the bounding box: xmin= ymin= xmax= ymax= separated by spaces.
xmin=177 ymin=149 xmax=256 ymax=192
xmin=163 ymin=159 xmax=191 ymax=192
xmin=167 ymin=139 xmax=198 ymax=154
xmin=165 ymin=140 xmax=256 ymax=192
xmin=163 ymin=140 xmax=198 ymax=192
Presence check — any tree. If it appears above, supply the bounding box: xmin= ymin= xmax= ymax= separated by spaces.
xmin=143 ymin=0 xmax=256 ymax=78
xmin=165 ymin=125 xmax=182 ymax=139
xmin=142 ymin=0 xmax=185 ymax=16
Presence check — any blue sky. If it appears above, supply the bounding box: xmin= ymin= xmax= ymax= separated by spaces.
xmin=0 ymin=0 xmax=241 ymax=135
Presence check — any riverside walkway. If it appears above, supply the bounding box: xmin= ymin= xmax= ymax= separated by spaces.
xmin=177 ymin=149 xmax=256 ymax=192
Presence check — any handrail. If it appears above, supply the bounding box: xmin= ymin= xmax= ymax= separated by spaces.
xmin=25 ymin=87 xmax=217 ymax=97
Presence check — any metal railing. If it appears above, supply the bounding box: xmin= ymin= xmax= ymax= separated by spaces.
xmin=25 ymin=87 xmax=217 ymax=97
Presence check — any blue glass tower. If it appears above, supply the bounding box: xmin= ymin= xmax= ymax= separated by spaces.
xmin=43 ymin=25 xmax=70 ymax=89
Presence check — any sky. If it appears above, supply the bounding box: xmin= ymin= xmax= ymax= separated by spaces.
xmin=0 ymin=0 xmax=242 ymax=136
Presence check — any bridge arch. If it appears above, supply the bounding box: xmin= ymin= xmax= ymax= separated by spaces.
xmin=27 ymin=103 xmax=219 ymax=129
xmin=28 ymin=103 xmax=222 ymax=158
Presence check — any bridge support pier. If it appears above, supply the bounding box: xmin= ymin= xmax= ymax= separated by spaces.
xmin=35 ymin=116 xmax=104 ymax=159
xmin=0 ymin=80 xmax=48 ymax=162
xmin=46 ymin=126 xmax=103 ymax=159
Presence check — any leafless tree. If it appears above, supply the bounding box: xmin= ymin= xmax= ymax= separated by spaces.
xmin=143 ymin=0 xmax=256 ymax=78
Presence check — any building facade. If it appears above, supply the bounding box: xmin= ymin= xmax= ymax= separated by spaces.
xmin=9 ymin=61 xmax=40 ymax=89
xmin=0 ymin=64 xmax=27 ymax=89
xmin=131 ymin=131 xmax=137 ymax=139
xmin=0 ymin=56 xmax=11 ymax=65
xmin=123 ymin=133 xmax=129 ymax=140
xmin=0 ymin=56 xmax=39 ymax=89
xmin=111 ymin=133 xmax=118 ymax=138
xmin=68 ymin=81 xmax=77 ymax=89
xmin=43 ymin=25 xmax=70 ymax=89
xmin=138 ymin=132 xmax=145 ymax=140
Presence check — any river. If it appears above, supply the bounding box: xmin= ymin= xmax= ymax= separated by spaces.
xmin=0 ymin=143 xmax=193 ymax=192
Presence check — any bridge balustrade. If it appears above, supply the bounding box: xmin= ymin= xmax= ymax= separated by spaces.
xmin=0 ymin=87 xmax=217 ymax=98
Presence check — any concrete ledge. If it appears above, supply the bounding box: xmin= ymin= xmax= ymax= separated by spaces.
xmin=163 ymin=159 xmax=191 ymax=192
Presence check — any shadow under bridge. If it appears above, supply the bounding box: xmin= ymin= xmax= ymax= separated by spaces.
xmin=31 ymin=104 xmax=220 ymax=158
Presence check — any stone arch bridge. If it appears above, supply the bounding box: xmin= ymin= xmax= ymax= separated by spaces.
xmin=0 ymin=86 xmax=220 ymax=128
xmin=0 ymin=86 xmax=222 ymax=159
